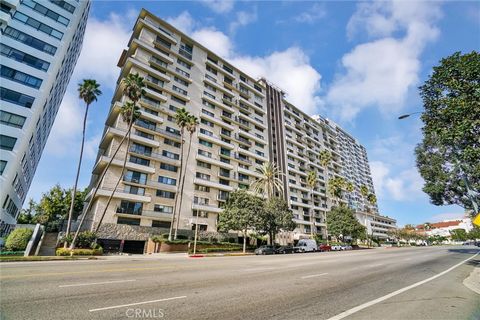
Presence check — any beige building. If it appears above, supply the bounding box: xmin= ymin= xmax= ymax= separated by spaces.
xmin=84 ymin=9 xmax=269 ymax=251
xmin=84 ymin=9 xmax=383 ymax=252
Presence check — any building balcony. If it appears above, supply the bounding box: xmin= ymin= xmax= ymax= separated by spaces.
xmin=144 ymin=87 xmax=168 ymax=102
xmin=92 ymin=155 xmax=155 ymax=175
xmin=195 ymin=153 xmax=234 ymax=170
xmin=191 ymin=203 xmax=222 ymax=213
xmin=141 ymin=210 xmax=173 ymax=220
xmin=198 ymin=132 xmax=234 ymax=150
xmin=86 ymin=187 xmax=151 ymax=203
xmin=193 ymin=177 xmax=234 ymax=192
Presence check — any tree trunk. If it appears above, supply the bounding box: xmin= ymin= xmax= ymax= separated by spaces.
xmin=174 ymin=132 xmax=193 ymax=239
xmin=310 ymin=189 xmax=315 ymax=238
xmin=65 ymin=103 xmax=89 ymax=248
xmin=70 ymin=125 xmax=131 ymax=250
xmin=243 ymin=230 xmax=247 ymax=253
xmin=168 ymin=129 xmax=184 ymax=241
xmin=94 ymin=117 xmax=133 ymax=234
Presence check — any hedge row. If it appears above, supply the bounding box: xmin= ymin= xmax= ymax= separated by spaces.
xmin=0 ymin=251 xmax=25 ymax=256
xmin=56 ymin=248 xmax=103 ymax=256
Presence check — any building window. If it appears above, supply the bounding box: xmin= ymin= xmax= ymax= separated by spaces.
xmin=160 ymin=163 xmax=177 ymax=172
xmin=206 ymin=65 xmax=217 ymax=75
xmin=193 ymin=196 xmax=209 ymax=205
xmin=0 ymin=44 xmax=50 ymax=71
xmin=3 ymin=27 xmax=57 ymax=55
xmin=195 ymin=185 xmax=210 ymax=192
xmin=5 ymin=199 xmax=18 ymax=217
xmin=117 ymin=217 xmax=141 ymax=225
xmin=198 ymin=149 xmax=212 ymax=158
xmin=124 ymin=185 xmax=145 ymax=196
xmin=223 ymin=64 xmax=233 ymax=74
xmin=177 ymin=58 xmax=191 ymax=69
xmin=117 ymin=200 xmax=143 ymax=215
xmin=164 ymin=138 xmax=180 ymax=148
xmin=179 ymin=42 xmax=193 ymax=60
xmin=0 ymin=65 xmax=42 ymax=89
xmin=192 ymin=210 xmax=209 ymax=218
xmin=22 ymin=0 xmax=70 ymax=26
xmin=0 ymin=160 xmax=6 ymax=175
xmin=201 ymin=119 xmax=214 ymax=127
xmin=199 ymin=139 xmax=212 ymax=148
xmin=162 ymin=150 xmax=179 ymax=160
xmin=172 ymin=85 xmax=187 ymax=96
xmin=123 ymin=171 xmax=147 ymax=184
xmin=158 ymin=176 xmax=176 ymax=185
xmin=48 ymin=0 xmax=75 ymax=14
xmin=0 ymin=87 xmax=34 ymax=108
xmin=0 ymin=135 xmax=17 ymax=151
xmin=152 ymin=220 xmax=171 ymax=228
xmin=196 ymin=172 xmax=210 ymax=181
xmin=13 ymin=12 xmax=63 ymax=40
xmin=0 ymin=111 xmax=26 ymax=129
xmin=175 ymin=67 xmax=190 ymax=78
xmin=165 ymin=126 xmax=180 ymax=136
xmin=202 ymin=109 xmax=214 ymax=117
xmin=156 ymin=190 xmax=175 ymax=199
xmin=197 ymin=161 xmax=211 ymax=169
xmin=154 ymin=204 xmax=173 ymax=213
xmin=174 ymin=76 xmax=189 ymax=86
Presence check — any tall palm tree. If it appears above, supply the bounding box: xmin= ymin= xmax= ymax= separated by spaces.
xmin=65 ymin=80 xmax=101 ymax=247
xmin=93 ymin=75 xmax=144 ymax=234
xmin=174 ymin=114 xmax=198 ymax=239
xmin=250 ymin=162 xmax=284 ymax=199
xmin=360 ymin=185 xmax=369 ymax=212
xmin=70 ymin=74 xmax=144 ymax=249
xmin=306 ymin=170 xmax=318 ymax=238
xmin=319 ymin=150 xmax=332 ymax=242
xmin=168 ymin=108 xmax=191 ymax=241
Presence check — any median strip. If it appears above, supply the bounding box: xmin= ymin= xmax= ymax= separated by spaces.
xmin=89 ymin=296 xmax=187 ymax=312
xmin=59 ymin=279 xmax=136 ymax=288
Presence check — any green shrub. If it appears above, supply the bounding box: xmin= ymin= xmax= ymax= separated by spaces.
xmin=0 ymin=251 xmax=25 ymax=256
xmin=76 ymin=231 xmax=97 ymax=248
xmin=56 ymin=247 xmax=103 ymax=256
xmin=5 ymin=228 xmax=33 ymax=251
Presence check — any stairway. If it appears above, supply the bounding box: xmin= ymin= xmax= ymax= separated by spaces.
xmin=37 ymin=233 xmax=58 ymax=256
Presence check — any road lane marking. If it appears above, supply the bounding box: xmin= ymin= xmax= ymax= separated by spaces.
xmin=365 ymin=263 xmax=384 ymax=268
xmin=327 ymin=251 xmax=479 ymax=320
xmin=59 ymin=279 xmax=136 ymax=288
xmin=89 ymin=296 xmax=187 ymax=312
xmin=403 ymin=258 xmax=412 ymax=261
xmin=301 ymin=273 xmax=328 ymax=279
xmin=243 ymin=267 xmax=276 ymax=272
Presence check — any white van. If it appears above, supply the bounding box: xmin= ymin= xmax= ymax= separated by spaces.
xmin=295 ymin=239 xmax=317 ymax=253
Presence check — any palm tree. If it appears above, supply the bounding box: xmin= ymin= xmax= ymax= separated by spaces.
xmin=306 ymin=170 xmax=318 ymax=238
xmin=360 ymin=185 xmax=369 ymax=212
xmin=93 ymin=75 xmax=144 ymax=234
xmin=250 ymin=162 xmax=284 ymax=199
xmin=70 ymin=74 xmax=145 ymax=249
xmin=367 ymin=193 xmax=377 ymax=208
xmin=64 ymin=80 xmax=101 ymax=247
xmin=174 ymin=113 xmax=199 ymax=239
xmin=319 ymin=150 xmax=332 ymax=243
xmin=168 ymin=108 xmax=191 ymax=241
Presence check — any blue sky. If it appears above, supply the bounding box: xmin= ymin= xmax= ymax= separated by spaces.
xmin=26 ymin=0 xmax=480 ymax=226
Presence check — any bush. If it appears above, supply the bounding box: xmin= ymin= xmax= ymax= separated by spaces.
xmin=56 ymin=247 xmax=103 ymax=256
xmin=5 ymin=228 xmax=33 ymax=251
xmin=76 ymin=231 xmax=97 ymax=248
xmin=0 ymin=251 xmax=25 ymax=256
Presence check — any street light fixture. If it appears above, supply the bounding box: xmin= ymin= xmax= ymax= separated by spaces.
xmin=398 ymin=111 xmax=422 ymax=120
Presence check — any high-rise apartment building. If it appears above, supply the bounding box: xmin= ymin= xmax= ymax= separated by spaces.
xmin=0 ymin=0 xmax=91 ymax=236
xmin=84 ymin=9 xmax=269 ymax=248
xmin=84 ymin=9 xmax=392 ymax=251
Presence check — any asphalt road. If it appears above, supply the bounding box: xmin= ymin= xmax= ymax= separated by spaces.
xmin=0 ymin=246 xmax=479 ymax=320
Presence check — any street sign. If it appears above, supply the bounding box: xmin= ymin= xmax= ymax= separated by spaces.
xmin=473 ymin=213 xmax=480 ymax=227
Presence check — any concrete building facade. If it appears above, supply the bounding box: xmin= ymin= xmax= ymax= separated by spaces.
xmin=0 ymin=0 xmax=90 ymax=236
xmin=84 ymin=9 xmax=387 ymax=250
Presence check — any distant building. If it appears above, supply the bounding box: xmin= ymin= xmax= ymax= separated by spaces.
xmin=0 ymin=0 xmax=91 ymax=236
xmin=416 ymin=218 xmax=474 ymax=238
xmin=355 ymin=211 xmax=397 ymax=240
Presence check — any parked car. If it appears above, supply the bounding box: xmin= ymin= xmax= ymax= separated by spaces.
xmin=331 ymin=245 xmax=342 ymax=251
xmin=276 ymin=246 xmax=295 ymax=254
xmin=341 ymin=245 xmax=353 ymax=250
xmin=254 ymin=245 xmax=277 ymax=255
xmin=294 ymin=239 xmax=317 ymax=252
xmin=318 ymin=244 xmax=331 ymax=252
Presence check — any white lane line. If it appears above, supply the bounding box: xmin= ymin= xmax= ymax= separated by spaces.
xmin=89 ymin=296 xmax=187 ymax=312
xmin=301 ymin=273 xmax=328 ymax=279
xmin=327 ymin=251 xmax=479 ymax=320
xmin=243 ymin=267 xmax=276 ymax=272
xmin=59 ymin=279 xmax=136 ymax=288
xmin=403 ymin=258 xmax=412 ymax=261
xmin=365 ymin=263 xmax=384 ymax=268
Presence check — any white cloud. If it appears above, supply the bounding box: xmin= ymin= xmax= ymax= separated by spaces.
xmin=191 ymin=28 xmax=234 ymax=58
xmin=73 ymin=13 xmax=132 ymax=89
xmin=229 ymin=9 xmax=258 ymax=34
xmin=200 ymin=0 xmax=234 ymax=14
xmin=370 ymin=161 xmax=424 ymax=202
xmin=230 ymin=48 xmax=322 ymax=114
xmin=294 ymin=3 xmax=327 ymax=24
xmin=166 ymin=11 xmax=195 ymax=34
xmin=326 ymin=0 xmax=442 ymax=121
